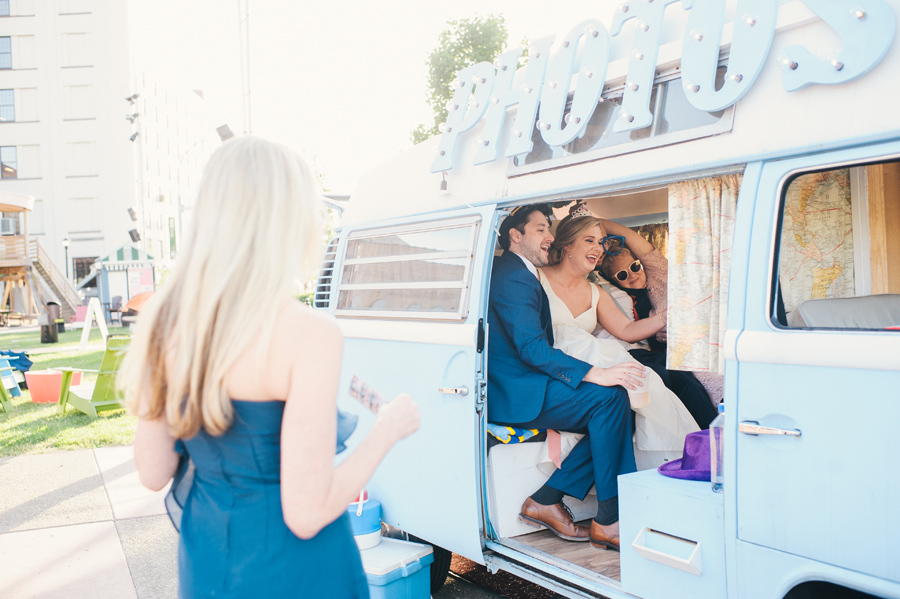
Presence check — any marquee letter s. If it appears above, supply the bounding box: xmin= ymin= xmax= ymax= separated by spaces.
xmin=780 ymin=0 xmax=896 ymax=91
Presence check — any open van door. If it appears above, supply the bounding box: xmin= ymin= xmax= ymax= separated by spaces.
xmin=730 ymin=142 xmax=900 ymax=597
xmin=327 ymin=205 xmax=497 ymax=564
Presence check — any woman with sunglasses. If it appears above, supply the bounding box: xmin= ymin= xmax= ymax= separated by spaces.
xmin=598 ymin=219 xmax=721 ymax=428
xmin=538 ymin=215 xmax=700 ymax=463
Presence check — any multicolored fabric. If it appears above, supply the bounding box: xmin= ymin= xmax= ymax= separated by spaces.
xmin=486 ymin=423 xmax=541 ymax=444
xmin=667 ymin=174 xmax=741 ymax=375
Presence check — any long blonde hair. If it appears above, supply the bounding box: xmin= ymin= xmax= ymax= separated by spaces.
xmin=119 ymin=136 xmax=323 ymax=438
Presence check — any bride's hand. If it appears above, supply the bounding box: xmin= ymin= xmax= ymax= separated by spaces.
xmin=583 ymin=362 xmax=646 ymax=390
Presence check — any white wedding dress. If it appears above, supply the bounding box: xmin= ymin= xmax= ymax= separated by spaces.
xmin=537 ymin=269 xmax=698 ymax=470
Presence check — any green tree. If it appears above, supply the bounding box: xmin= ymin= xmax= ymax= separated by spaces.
xmin=411 ymin=15 xmax=509 ymax=144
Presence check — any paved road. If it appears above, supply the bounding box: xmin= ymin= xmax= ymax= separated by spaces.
xmin=0 ymin=447 xmax=549 ymax=598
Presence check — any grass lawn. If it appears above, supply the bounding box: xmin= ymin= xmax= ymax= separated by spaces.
xmin=0 ymin=326 xmax=137 ymax=457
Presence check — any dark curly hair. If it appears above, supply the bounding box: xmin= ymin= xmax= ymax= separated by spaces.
xmin=498 ymin=203 xmax=552 ymax=251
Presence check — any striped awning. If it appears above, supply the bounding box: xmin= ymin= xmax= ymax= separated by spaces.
xmin=95 ymin=244 xmax=155 ymax=271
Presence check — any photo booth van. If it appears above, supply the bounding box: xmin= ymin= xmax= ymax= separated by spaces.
xmin=315 ymin=2 xmax=900 ymax=597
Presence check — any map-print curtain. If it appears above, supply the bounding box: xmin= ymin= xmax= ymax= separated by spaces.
xmin=778 ymin=169 xmax=854 ymax=313
xmin=667 ymin=174 xmax=741 ymax=375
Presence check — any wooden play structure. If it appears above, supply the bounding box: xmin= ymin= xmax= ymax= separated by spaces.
xmin=0 ymin=190 xmax=81 ymax=323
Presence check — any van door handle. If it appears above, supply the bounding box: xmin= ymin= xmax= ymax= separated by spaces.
xmin=738 ymin=420 xmax=801 ymax=437
xmin=438 ymin=386 xmax=468 ymax=396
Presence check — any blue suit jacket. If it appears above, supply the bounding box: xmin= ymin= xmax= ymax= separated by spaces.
xmin=487 ymin=251 xmax=592 ymax=424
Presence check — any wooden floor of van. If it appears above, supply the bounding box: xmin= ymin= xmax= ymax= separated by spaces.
xmin=502 ymin=526 xmax=621 ymax=580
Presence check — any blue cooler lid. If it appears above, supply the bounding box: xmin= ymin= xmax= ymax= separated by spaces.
xmin=360 ymin=537 xmax=434 ymax=586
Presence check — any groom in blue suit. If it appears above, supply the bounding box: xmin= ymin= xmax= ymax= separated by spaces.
xmin=488 ymin=204 xmax=640 ymax=551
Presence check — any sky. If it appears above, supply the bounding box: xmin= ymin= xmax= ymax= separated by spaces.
xmin=135 ymin=0 xmax=619 ymax=195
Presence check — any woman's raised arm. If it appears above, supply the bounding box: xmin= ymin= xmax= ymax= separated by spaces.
xmin=600 ymin=219 xmax=654 ymax=259
xmin=278 ymin=306 xmax=419 ymax=540
xmin=594 ymin=284 xmax=665 ymax=343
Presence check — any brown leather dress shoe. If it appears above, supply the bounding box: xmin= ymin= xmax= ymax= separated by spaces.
xmin=519 ymin=497 xmax=590 ymax=541
xmin=589 ymin=520 xmax=620 ymax=551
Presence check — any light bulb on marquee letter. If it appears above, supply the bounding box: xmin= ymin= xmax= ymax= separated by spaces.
xmin=609 ymin=0 xmax=693 ymax=133
xmin=779 ymin=0 xmax=895 ymax=92
xmin=537 ymin=19 xmax=610 ymax=147
xmin=679 ymin=0 xmax=776 ymax=112
xmin=430 ymin=62 xmax=495 ymax=173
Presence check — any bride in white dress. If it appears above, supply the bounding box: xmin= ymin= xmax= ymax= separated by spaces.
xmin=538 ymin=215 xmax=698 ymax=468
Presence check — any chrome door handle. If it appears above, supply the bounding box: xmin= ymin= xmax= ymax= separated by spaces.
xmin=438 ymin=386 xmax=469 ymax=396
xmin=739 ymin=420 xmax=801 ymax=437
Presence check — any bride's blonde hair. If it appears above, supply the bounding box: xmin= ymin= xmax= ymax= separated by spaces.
xmin=548 ymin=216 xmax=605 ymax=266
xmin=118 ymin=136 xmax=323 ymax=438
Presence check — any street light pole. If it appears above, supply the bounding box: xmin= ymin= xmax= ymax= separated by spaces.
xmin=62 ymin=237 xmax=70 ymax=280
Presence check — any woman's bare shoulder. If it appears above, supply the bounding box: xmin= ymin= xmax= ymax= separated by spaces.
xmin=251 ymin=303 xmax=342 ymax=400
xmin=273 ymin=302 xmax=343 ymax=354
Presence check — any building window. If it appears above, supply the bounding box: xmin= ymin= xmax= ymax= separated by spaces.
xmin=60 ymin=33 xmax=91 ymax=67
xmin=0 ymin=1 xmax=10 ymax=17
xmin=0 ymin=37 xmax=11 ymax=69
xmin=0 ymin=89 xmax=14 ymax=122
xmin=0 ymin=146 xmax=16 ymax=178
xmin=73 ymin=257 xmax=97 ymax=282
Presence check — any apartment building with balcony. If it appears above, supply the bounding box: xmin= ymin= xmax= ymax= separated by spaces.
xmin=0 ymin=0 xmax=219 ymax=304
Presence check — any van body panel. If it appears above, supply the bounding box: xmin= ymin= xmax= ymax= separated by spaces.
xmin=726 ymin=161 xmax=762 ymax=335
xmin=336 ymin=320 xmax=478 ymax=346
xmin=736 ymin=330 xmax=900 ymax=370
xmin=732 ymin=143 xmax=900 ymax=586
xmin=735 ymin=361 xmax=900 ymax=579
xmin=333 ymin=205 xmax=497 ymax=563
xmin=734 ymin=539 xmax=900 ymax=599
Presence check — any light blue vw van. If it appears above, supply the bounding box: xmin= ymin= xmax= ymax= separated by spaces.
xmin=316 ymin=2 xmax=900 ymax=597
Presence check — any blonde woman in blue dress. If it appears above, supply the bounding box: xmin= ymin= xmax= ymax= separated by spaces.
xmin=121 ymin=136 xmax=420 ymax=598
xmin=538 ymin=216 xmax=698 ymax=464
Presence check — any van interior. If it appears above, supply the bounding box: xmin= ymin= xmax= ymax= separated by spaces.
xmin=483 ymin=158 xmax=900 ymax=581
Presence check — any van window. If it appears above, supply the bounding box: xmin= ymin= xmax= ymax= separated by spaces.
xmin=773 ymin=160 xmax=900 ymax=330
xmin=335 ymin=216 xmax=480 ymax=320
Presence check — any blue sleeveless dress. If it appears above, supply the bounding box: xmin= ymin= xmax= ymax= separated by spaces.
xmin=178 ymin=400 xmax=369 ymax=598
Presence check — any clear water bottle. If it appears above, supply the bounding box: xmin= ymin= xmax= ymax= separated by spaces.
xmin=710 ymin=402 xmax=725 ymax=493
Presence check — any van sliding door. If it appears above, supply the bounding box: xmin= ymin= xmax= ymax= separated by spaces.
xmin=327 ymin=205 xmax=496 ymax=563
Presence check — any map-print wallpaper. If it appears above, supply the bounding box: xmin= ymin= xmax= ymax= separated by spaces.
xmin=778 ymin=169 xmax=855 ymax=314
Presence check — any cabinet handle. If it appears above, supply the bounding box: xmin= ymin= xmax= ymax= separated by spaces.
xmin=738 ymin=420 xmax=801 ymax=437
xmin=438 ymin=386 xmax=468 ymax=396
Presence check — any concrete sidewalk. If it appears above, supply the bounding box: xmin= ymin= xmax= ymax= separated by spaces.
xmin=0 ymin=447 xmax=177 ymax=599
xmin=0 ymin=447 xmax=499 ymax=599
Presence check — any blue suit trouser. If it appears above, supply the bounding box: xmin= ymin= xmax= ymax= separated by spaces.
xmin=500 ymin=381 xmax=636 ymax=502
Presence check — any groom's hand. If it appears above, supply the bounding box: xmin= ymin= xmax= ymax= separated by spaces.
xmin=583 ymin=363 xmax=645 ymax=390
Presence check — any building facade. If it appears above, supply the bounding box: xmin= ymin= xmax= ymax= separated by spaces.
xmin=0 ymin=0 xmax=218 ymax=288
xmin=129 ymin=75 xmax=216 ymax=269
